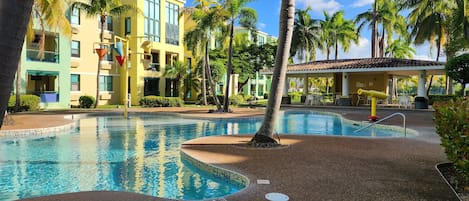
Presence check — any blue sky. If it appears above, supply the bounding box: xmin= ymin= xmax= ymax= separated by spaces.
xmin=184 ymin=0 xmax=436 ymax=61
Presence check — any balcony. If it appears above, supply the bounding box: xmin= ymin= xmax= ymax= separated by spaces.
xmin=26 ymin=49 xmax=59 ymax=63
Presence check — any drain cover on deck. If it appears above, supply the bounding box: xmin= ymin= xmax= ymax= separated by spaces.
xmin=265 ymin=192 xmax=289 ymax=201
xmin=257 ymin=179 xmax=270 ymax=184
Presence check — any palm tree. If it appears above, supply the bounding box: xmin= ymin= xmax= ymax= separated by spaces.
xmin=322 ymin=10 xmax=358 ymax=60
xmin=71 ymin=0 xmax=139 ymax=108
xmin=0 ymin=1 xmax=34 ymax=128
xmin=291 ymin=7 xmax=322 ymax=62
xmin=183 ymin=0 xmax=228 ymax=110
xmin=401 ymin=0 xmax=455 ymax=95
xmin=164 ymin=60 xmax=188 ymax=99
xmin=356 ymin=0 xmax=407 ymax=57
xmin=249 ymin=0 xmax=294 ymax=144
xmin=221 ymin=0 xmax=257 ymax=112
xmin=385 ymin=39 xmax=416 ymax=59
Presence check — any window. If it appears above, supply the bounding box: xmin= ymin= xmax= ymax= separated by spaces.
xmin=103 ymin=45 xmax=113 ymax=61
xmin=98 ymin=16 xmax=113 ymax=31
xmin=71 ymin=74 xmax=80 ymax=91
xmin=71 ymin=40 xmax=80 ymax=57
xmin=70 ymin=8 xmax=80 ymax=25
xmin=144 ymin=0 xmax=160 ymax=42
xmin=99 ymin=76 xmax=113 ymax=91
xmin=165 ymin=2 xmax=179 ymax=45
xmin=125 ymin=17 xmax=131 ymax=35
xmin=258 ymin=36 xmax=265 ymax=45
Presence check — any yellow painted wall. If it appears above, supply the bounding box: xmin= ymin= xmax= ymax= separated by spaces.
xmin=70 ymin=10 xmax=121 ymax=106
xmin=121 ymin=0 xmax=185 ymax=105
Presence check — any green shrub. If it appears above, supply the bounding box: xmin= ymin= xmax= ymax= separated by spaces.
xmin=7 ymin=94 xmax=40 ymax=112
xmin=139 ymin=96 xmax=183 ymax=107
xmin=229 ymin=94 xmax=245 ymax=105
xmin=79 ymin=95 xmax=96 ymax=108
xmin=434 ymin=99 xmax=469 ymax=179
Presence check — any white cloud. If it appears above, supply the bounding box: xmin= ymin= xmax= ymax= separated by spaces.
xmin=297 ymin=0 xmax=342 ymax=14
xmin=351 ymin=0 xmax=374 ymax=8
xmin=258 ymin=22 xmax=266 ymax=30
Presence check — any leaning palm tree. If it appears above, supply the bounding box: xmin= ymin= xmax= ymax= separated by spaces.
xmin=71 ymin=0 xmax=139 ymax=108
xmin=0 ymin=1 xmax=34 ymax=128
xmin=291 ymin=6 xmax=322 ymax=62
xmin=221 ymin=0 xmax=257 ymax=113
xmin=249 ymin=0 xmax=295 ymax=144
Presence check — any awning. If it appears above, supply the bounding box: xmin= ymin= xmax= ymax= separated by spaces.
xmin=27 ymin=70 xmax=59 ymax=76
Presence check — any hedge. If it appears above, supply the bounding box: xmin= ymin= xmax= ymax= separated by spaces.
xmin=434 ymin=99 xmax=469 ymax=179
xmin=8 ymin=94 xmax=40 ymax=112
xmin=140 ymin=96 xmax=183 ymax=107
xmin=79 ymin=95 xmax=96 ymax=108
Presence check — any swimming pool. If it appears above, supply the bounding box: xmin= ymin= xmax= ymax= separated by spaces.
xmin=0 ymin=110 xmax=405 ymax=200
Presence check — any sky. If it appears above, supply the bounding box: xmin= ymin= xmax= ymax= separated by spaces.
xmin=184 ymin=0 xmax=436 ymax=61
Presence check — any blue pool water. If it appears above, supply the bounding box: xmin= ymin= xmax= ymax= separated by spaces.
xmin=0 ymin=110 xmax=404 ymax=200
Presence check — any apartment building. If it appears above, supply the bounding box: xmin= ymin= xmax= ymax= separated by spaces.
xmin=18 ymin=0 xmax=186 ymax=109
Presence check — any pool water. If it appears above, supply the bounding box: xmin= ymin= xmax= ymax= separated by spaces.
xmin=0 ymin=110 xmax=404 ymax=200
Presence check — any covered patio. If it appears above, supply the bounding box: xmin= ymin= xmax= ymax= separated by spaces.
xmin=261 ymin=58 xmax=446 ymax=108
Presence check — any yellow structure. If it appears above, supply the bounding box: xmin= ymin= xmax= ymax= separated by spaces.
xmin=70 ymin=0 xmax=185 ymax=107
xmin=357 ymin=88 xmax=388 ymax=121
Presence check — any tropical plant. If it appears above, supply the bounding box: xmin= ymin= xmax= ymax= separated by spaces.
xmin=446 ymin=53 xmax=469 ymax=93
xmin=71 ymin=0 xmax=140 ymax=108
xmin=291 ymin=7 xmax=321 ymax=62
xmin=221 ymin=0 xmax=257 ymax=112
xmin=183 ymin=0 xmax=228 ymax=110
xmin=249 ymin=0 xmax=294 ymax=145
xmin=164 ymin=60 xmax=188 ymax=99
xmin=322 ymin=10 xmax=359 ymax=60
xmin=385 ymin=39 xmax=416 ymax=59
xmin=356 ymin=0 xmax=407 ymax=58
xmin=0 ymin=1 xmax=34 ymax=128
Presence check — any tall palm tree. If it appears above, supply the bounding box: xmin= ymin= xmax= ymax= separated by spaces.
xmin=0 ymin=1 xmax=34 ymax=128
xmin=71 ymin=0 xmax=139 ymax=108
xmin=356 ymin=0 xmax=407 ymax=58
xmin=183 ymin=0 xmax=228 ymax=110
xmin=401 ymin=0 xmax=455 ymax=95
xmin=322 ymin=10 xmax=359 ymax=60
xmin=385 ymin=39 xmax=416 ymax=59
xmin=221 ymin=0 xmax=257 ymax=112
xmin=249 ymin=0 xmax=294 ymax=144
xmin=291 ymin=7 xmax=322 ymax=62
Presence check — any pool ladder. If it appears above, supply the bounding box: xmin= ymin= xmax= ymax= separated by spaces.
xmin=353 ymin=112 xmax=406 ymax=137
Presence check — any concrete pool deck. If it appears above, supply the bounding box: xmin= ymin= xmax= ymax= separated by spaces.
xmin=2 ymin=106 xmax=458 ymax=201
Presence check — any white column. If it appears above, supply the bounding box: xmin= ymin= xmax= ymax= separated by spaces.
xmin=304 ymin=75 xmax=309 ymax=95
xmin=283 ymin=77 xmax=289 ymax=96
xmin=255 ymin=72 xmax=259 ymax=97
xmin=417 ymin=70 xmax=426 ymax=97
xmin=342 ymin=72 xmax=349 ymax=97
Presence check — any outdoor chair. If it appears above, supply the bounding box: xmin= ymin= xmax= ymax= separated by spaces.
xmin=398 ymin=96 xmax=411 ymax=109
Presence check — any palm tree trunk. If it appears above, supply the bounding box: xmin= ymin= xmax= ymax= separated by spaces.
xmin=205 ymin=41 xmax=222 ymax=111
xmin=334 ymin=38 xmax=338 ymax=60
xmin=95 ymin=15 xmax=106 ymax=108
xmin=379 ymin=29 xmax=385 ymax=58
xmin=201 ymin=51 xmax=208 ymax=105
xmin=250 ymin=0 xmax=295 ymax=144
xmin=0 ymin=0 xmax=34 ymax=128
xmin=15 ymin=60 xmax=22 ymax=112
xmin=426 ymin=41 xmax=441 ymax=96
xmin=371 ymin=0 xmax=378 ymax=58
xmin=223 ymin=22 xmax=235 ymax=112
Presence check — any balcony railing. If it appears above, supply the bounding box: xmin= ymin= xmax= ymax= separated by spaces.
xmin=26 ymin=49 xmax=60 ymax=63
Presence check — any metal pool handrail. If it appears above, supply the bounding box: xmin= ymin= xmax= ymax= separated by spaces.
xmin=354 ymin=112 xmax=406 ymax=137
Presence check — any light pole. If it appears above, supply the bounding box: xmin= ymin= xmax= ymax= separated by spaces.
xmin=113 ymin=35 xmax=130 ymax=118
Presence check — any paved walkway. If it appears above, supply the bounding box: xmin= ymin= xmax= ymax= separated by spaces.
xmin=1 ymin=106 xmax=458 ymax=201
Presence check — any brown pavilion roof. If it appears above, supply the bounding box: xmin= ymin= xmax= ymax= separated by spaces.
xmin=260 ymin=58 xmax=445 ymax=75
